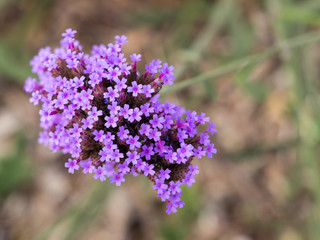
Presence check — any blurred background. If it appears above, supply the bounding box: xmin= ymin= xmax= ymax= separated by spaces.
xmin=1 ymin=0 xmax=320 ymax=239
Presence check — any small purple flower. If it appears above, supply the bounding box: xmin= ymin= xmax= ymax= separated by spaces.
xmin=65 ymin=158 xmax=79 ymax=174
xmin=111 ymin=149 xmax=124 ymax=162
xmin=130 ymin=53 xmax=141 ymax=62
xmin=206 ymin=143 xmax=217 ymax=158
xmin=110 ymin=172 xmax=125 ymax=186
xmin=93 ymin=130 xmax=106 ymax=142
xmin=115 ymin=77 xmax=127 ymax=91
xmin=115 ymin=35 xmax=128 ymax=45
xmin=182 ymin=173 xmax=195 ymax=187
xmin=177 ymin=143 xmax=194 ymax=158
xmin=140 ymin=145 xmax=154 ymax=160
xmin=158 ymin=169 xmax=171 ymax=181
xmin=93 ymin=166 xmax=107 ymax=182
xmin=104 ymin=132 xmax=115 ymax=143
xmin=143 ymin=163 xmax=155 ymax=176
xmin=126 ymin=135 xmax=142 ymax=150
xmin=125 ymin=151 xmax=139 ymax=165
xmin=166 ymin=201 xmax=178 ymax=214
xmin=142 ymin=85 xmax=155 ymax=98
xmin=150 ymin=115 xmax=164 ymax=130
xmin=24 ymin=77 xmax=38 ymax=93
xmin=119 ymin=104 xmax=132 ymax=119
xmin=104 ymin=87 xmax=119 ymax=102
xmin=106 ymin=67 xmax=121 ymax=81
xmin=168 ymin=181 xmax=182 ymax=194
xmin=139 ymin=123 xmax=151 ymax=136
xmin=135 ymin=160 xmax=146 ymax=172
xmin=140 ymin=103 xmax=154 ymax=117
xmin=62 ymin=28 xmax=77 ymax=38
xmin=108 ymin=102 xmax=120 ymax=116
xmin=117 ymin=126 xmax=129 ymax=140
xmin=128 ymin=107 xmax=142 ymax=122
xmin=81 ymin=118 xmax=94 ymax=129
xmin=188 ymin=164 xmax=199 ymax=175
xmin=104 ymin=115 xmax=118 ymax=128
xmin=80 ymin=159 xmax=95 ymax=174
xmin=127 ymin=81 xmax=142 ymax=97
xmin=145 ymin=59 xmax=162 ymax=74
xmin=30 ymin=91 xmax=41 ymax=105
xmin=153 ymin=179 xmax=168 ymax=194
xmin=208 ymin=122 xmax=217 ymax=135
xmin=148 ymin=129 xmax=161 ymax=141
xmin=118 ymin=162 xmax=130 ymax=174
xmin=88 ymin=106 xmax=103 ymax=122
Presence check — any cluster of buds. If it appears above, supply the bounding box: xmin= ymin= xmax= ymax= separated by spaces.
xmin=25 ymin=29 xmax=217 ymax=214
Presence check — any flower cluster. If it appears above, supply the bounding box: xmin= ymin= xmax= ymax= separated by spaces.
xmin=25 ymin=28 xmax=217 ymax=214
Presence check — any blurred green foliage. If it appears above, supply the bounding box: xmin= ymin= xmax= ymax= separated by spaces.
xmin=2 ymin=0 xmax=320 ymax=239
xmin=0 ymin=135 xmax=32 ymax=197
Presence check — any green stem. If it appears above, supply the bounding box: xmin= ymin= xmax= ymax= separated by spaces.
xmin=161 ymin=30 xmax=320 ymax=96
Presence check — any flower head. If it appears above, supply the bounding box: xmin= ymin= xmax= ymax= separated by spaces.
xmin=25 ymin=28 xmax=217 ymax=214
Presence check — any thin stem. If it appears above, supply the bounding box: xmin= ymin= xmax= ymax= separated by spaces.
xmin=161 ymin=30 xmax=320 ymax=96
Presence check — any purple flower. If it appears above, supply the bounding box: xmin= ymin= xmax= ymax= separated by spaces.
xmin=166 ymin=201 xmax=178 ymax=214
xmin=153 ymin=179 xmax=168 ymax=194
xmin=150 ymin=115 xmax=164 ymax=129
xmin=127 ymin=81 xmax=142 ymax=97
xmin=25 ymin=28 xmax=217 ymax=215
xmin=119 ymin=104 xmax=132 ymax=119
xmin=88 ymin=107 xmax=103 ymax=122
xmin=139 ymin=123 xmax=151 ymax=136
xmin=24 ymin=77 xmax=38 ymax=93
xmin=118 ymin=162 xmax=130 ymax=174
xmin=65 ymin=158 xmax=79 ymax=174
xmin=125 ymin=151 xmax=139 ymax=165
xmin=104 ymin=115 xmax=118 ymax=128
xmin=30 ymin=91 xmax=41 ymax=105
xmin=126 ymin=135 xmax=141 ymax=150
xmin=142 ymin=85 xmax=155 ymax=98
xmin=62 ymin=28 xmax=77 ymax=38
xmin=117 ymin=126 xmax=129 ymax=140
xmin=93 ymin=130 xmax=106 ymax=142
xmin=130 ymin=53 xmax=141 ymax=62
xmin=178 ymin=143 xmax=194 ymax=158
xmin=106 ymin=67 xmax=121 ymax=81
xmin=93 ymin=166 xmax=107 ymax=182
xmin=110 ymin=172 xmax=125 ymax=186
xmin=182 ymin=173 xmax=195 ymax=187
xmin=140 ymin=103 xmax=154 ymax=117
xmin=145 ymin=59 xmax=162 ymax=74
xmin=140 ymin=144 xmax=154 ymax=160
xmin=115 ymin=35 xmax=128 ymax=45
xmin=81 ymin=118 xmax=93 ymax=129
xmin=188 ymin=164 xmax=199 ymax=175
xmin=107 ymin=102 xmax=120 ymax=116
xmin=168 ymin=181 xmax=181 ymax=194
xmin=115 ymin=77 xmax=127 ymax=91
xmin=208 ymin=122 xmax=217 ymax=135
xmin=206 ymin=143 xmax=217 ymax=158
xmin=80 ymin=159 xmax=95 ymax=174
xmin=158 ymin=169 xmax=171 ymax=180
xmin=128 ymin=107 xmax=142 ymax=122
xmin=143 ymin=163 xmax=155 ymax=176
xmin=104 ymin=87 xmax=119 ymax=102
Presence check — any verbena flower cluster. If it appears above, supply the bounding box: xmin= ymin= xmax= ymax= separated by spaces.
xmin=25 ymin=28 xmax=217 ymax=214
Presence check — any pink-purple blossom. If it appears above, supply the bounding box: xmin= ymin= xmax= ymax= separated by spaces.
xmin=25 ymin=28 xmax=217 ymax=214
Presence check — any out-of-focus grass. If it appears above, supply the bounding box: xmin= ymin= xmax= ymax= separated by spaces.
xmin=32 ymin=182 xmax=111 ymax=240
xmin=2 ymin=0 xmax=320 ymax=239
xmin=0 ymin=135 xmax=32 ymax=198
